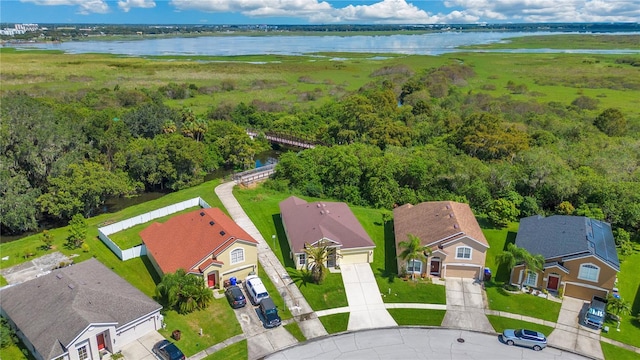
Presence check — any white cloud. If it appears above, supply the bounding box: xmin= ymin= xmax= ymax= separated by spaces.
xmin=118 ymin=0 xmax=156 ymax=13
xmin=22 ymin=0 xmax=110 ymax=14
xmin=444 ymin=0 xmax=640 ymax=22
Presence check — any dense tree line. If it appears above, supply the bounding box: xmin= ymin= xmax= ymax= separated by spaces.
xmin=2 ymin=62 xmax=638 ymax=247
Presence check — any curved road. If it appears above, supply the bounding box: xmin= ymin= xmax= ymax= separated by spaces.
xmin=266 ymin=328 xmax=589 ymax=360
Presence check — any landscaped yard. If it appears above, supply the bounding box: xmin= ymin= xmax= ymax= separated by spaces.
xmin=600 ymin=341 xmax=640 ymax=360
xmin=202 ymin=340 xmax=248 ymax=360
xmin=318 ymin=313 xmax=349 ymax=334
xmin=158 ymin=297 xmax=243 ymax=357
xmin=601 ymin=251 xmax=640 ymax=348
xmin=484 ymin=282 xmax=562 ymax=323
xmin=486 ymin=315 xmax=554 ymax=336
xmin=387 ymin=309 xmax=446 ymax=326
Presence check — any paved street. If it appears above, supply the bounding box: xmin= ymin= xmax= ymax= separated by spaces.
xmin=266 ymin=328 xmax=589 ymax=360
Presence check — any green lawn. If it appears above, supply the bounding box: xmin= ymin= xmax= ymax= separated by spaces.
xmin=378 ymin=278 xmax=446 ymax=304
xmin=0 ymin=275 xmax=8 ymax=287
xmin=158 ymin=297 xmax=243 ymax=357
xmin=202 ymin=340 xmax=248 ymax=360
xmin=0 ymin=344 xmax=31 ymax=360
xmin=601 ymin=251 xmax=640 ymax=348
xmin=600 ymin=341 xmax=640 ymax=360
xmin=284 ymin=322 xmax=306 ymax=342
xmin=486 ymin=315 xmax=554 ymax=336
xmin=107 ymin=206 xmax=199 ymax=249
xmin=484 ymin=282 xmax=562 ymax=323
xmin=257 ymin=263 xmax=293 ymax=320
xmin=480 ymin=218 xmax=519 ymax=283
xmin=387 ymin=309 xmax=446 ymax=326
xmin=319 ymin=313 xmax=349 ymax=334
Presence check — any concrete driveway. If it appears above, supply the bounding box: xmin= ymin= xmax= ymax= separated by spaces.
xmin=548 ymin=297 xmax=603 ymax=359
xmin=266 ymin=328 xmax=589 ymax=360
xmin=442 ymin=278 xmax=494 ymax=333
xmin=117 ymin=331 xmax=165 ymax=360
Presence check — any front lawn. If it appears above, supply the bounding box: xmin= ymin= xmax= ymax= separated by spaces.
xmin=158 ymin=297 xmax=243 ymax=357
xmin=600 ymin=341 xmax=640 ymax=360
xmin=486 ymin=315 xmax=554 ymax=336
xmin=601 ymin=251 xmax=640 ymax=348
xmin=284 ymin=322 xmax=306 ymax=342
xmin=318 ymin=313 xmax=349 ymax=334
xmin=202 ymin=340 xmax=248 ymax=360
xmin=377 ymin=278 xmax=446 ymax=304
xmin=484 ymin=282 xmax=561 ymax=323
xmin=387 ymin=309 xmax=446 ymax=326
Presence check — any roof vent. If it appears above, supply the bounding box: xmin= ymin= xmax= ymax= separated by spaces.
xmin=445 ymin=204 xmax=451 ymax=210
xmin=449 ymin=213 xmax=454 ymax=218
xmin=68 ymin=284 xmax=75 ymax=290
xmin=219 ymin=231 xmax=226 ymax=236
xmin=200 ymin=212 xmax=205 ymax=216
xmin=454 ymin=224 xmax=459 ymax=229
xmin=326 ymin=210 xmax=330 ymax=214
xmin=320 ymin=211 xmax=325 ymax=215
xmin=317 ymin=204 xmax=321 ymax=208
xmin=56 ymin=274 xmax=63 ymax=279
xmin=209 ymin=221 xmax=215 ymax=226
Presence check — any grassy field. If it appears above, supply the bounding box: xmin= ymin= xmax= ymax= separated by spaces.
xmin=387 ymin=309 xmax=446 ymax=326
xmin=600 ymin=341 xmax=640 ymax=360
xmin=462 ymin=34 xmax=640 ymax=50
xmin=318 ymin=313 xmax=350 ymax=334
xmin=202 ymin=340 xmax=248 ymax=360
xmin=486 ymin=315 xmax=554 ymax=336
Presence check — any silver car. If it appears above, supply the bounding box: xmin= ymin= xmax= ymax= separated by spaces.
xmin=501 ymin=329 xmax=547 ymax=351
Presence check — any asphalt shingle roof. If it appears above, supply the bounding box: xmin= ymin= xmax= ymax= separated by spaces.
xmin=0 ymin=258 xmax=161 ymax=360
xmin=515 ymin=215 xmax=620 ymax=270
xmin=279 ymin=196 xmax=375 ymax=253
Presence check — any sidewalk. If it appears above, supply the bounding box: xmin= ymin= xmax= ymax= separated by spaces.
xmin=214 ymin=181 xmax=328 ymax=342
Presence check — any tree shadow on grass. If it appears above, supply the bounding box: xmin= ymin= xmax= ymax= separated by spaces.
xmin=272 ymin=214 xmax=295 ymax=268
xmin=287 ymin=268 xmax=314 ymax=288
xmin=377 ymin=219 xmax=398 ymax=283
xmin=141 ymin=254 xmax=162 ymax=285
xmin=494 ymin=231 xmax=517 ymax=283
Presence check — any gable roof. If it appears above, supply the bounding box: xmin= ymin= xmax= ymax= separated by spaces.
xmin=515 ymin=215 xmax=620 ymax=271
xmin=140 ymin=208 xmax=257 ymax=274
xmin=393 ymin=201 xmax=488 ymax=248
xmin=279 ymin=196 xmax=375 ymax=253
xmin=0 ymin=258 xmax=161 ymax=360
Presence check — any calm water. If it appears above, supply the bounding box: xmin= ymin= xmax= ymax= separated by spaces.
xmin=13 ymin=31 xmax=640 ymax=56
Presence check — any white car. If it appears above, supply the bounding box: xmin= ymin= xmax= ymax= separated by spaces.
xmin=244 ymin=275 xmax=269 ymax=305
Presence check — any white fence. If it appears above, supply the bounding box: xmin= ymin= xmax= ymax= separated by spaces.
xmin=98 ymin=197 xmax=211 ymax=261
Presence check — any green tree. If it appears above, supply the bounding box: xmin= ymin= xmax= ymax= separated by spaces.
xmin=487 ymin=198 xmax=520 ymax=228
xmin=156 ymin=269 xmax=213 ymax=314
xmin=0 ymin=169 xmax=41 ymax=234
xmin=606 ymin=296 xmax=632 ymax=318
xmin=556 ymin=201 xmax=575 ymax=215
xmin=397 ymin=234 xmax=431 ymax=280
xmin=0 ymin=317 xmax=18 ymax=349
xmin=66 ymin=213 xmax=87 ymax=249
xmin=594 ymin=108 xmax=627 ymax=137
xmin=496 ymin=243 xmax=545 ymax=289
xmin=41 ymin=230 xmax=54 ymax=250
xmin=304 ymin=240 xmax=332 ymax=284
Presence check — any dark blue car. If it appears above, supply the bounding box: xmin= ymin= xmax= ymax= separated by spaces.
xmin=152 ymin=340 xmax=185 ymax=360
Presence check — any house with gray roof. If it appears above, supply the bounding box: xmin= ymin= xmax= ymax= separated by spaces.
xmin=511 ymin=215 xmax=620 ymax=300
xmin=0 ymin=258 xmax=163 ymax=360
xmin=279 ymin=196 xmax=375 ymax=270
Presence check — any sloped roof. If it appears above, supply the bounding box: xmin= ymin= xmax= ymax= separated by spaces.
xmin=393 ymin=201 xmax=488 ymax=248
xmin=279 ymin=196 xmax=375 ymax=253
xmin=140 ymin=208 xmax=257 ymax=274
xmin=0 ymin=258 xmax=161 ymax=360
xmin=515 ymin=215 xmax=620 ymax=271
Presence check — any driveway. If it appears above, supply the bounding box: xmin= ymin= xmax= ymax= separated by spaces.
xmin=340 ymin=263 xmax=397 ymax=331
xmin=548 ymin=297 xmax=603 ymax=359
xmin=117 ymin=331 xmax=165 ymax=360
xmin=266 ymin=328 xmax=589 ymax=360
xmin=441 ymin=278 xmax=494 ymax=333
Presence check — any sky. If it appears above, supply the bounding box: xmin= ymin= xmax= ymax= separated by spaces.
xmin=1 ymin=0 xmax=639 ymax=25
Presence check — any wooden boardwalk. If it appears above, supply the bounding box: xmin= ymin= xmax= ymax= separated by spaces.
xmin=246 ymin=129 xmax=317 ymax=149
xmin=233 ymin=163 xmax=277 ymax=186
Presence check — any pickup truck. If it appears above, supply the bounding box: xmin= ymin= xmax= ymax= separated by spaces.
xmin=584 ymin=295 xmax=608 ymax=329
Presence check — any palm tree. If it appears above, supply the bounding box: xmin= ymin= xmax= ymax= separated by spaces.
xmin=397 ymin=234 xmax=431 ymax=280
xmin=156 ymin=269 xmax=213 ymax=314
xmin=607 ymin=296 xmax=631 ymax=319
xmin=304 ymin=240 xmax=331 ymax=284
xmin=496 ymin=243 xmax=545 ymax=289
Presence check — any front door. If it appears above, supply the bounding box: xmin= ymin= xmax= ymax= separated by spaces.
xmin=430 ymin=258 xmax=440 ymax=275
xmin=547 ymin=275 xmax=559 ymax=290
xmin=207 ymin=273 xmax=216 ymax=288
xmin=97 ymin=333 xmax=105 ymax=351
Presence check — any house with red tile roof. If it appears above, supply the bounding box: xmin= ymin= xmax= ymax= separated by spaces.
xmin=279 ymin=196 xmax=375 ymax=270
xmin=140 ymin=208 xmax=258 ymax=289
xmin=394 ymin=201 xmax=489 ymax=279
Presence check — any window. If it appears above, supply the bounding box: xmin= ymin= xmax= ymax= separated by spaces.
xmin=230 ymin=248 xmax=244 ymax=264
xmin=407 ymin=259 xmax=422 ymax=273
xmin=523 ymin=270 xmax=538 ymax=287
xmin=77 ymin=346 xmax=88 ymax=360
xmin=455 ymin=246 xmax=472 ymax=260
xmin=298 ymin=253 xmax=306 ymax=266
xmin=578 ymin=263 xmax=600 ymax=282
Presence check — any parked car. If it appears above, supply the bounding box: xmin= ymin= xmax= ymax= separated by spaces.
xmin=259 ymin=297 xmax=281 ymax=328
xmin=584 ymin=295 xmax=607 ymax=329
xmin=225 ymin=285 xmax=247 ymax=309
xmin=244 ymin=275 xmax=269 ymax=305
xmin=152 ymin=340 xmax=186 ymax=360
xmin=501 ymin=329 xmax=547 ymax=351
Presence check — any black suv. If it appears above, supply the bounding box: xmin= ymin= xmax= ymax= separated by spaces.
xmin=225 ymin=285 xmax=247 ymax=309
xmin=152 ymin=340 xmax=185 ymax=360
xmin=259 ymin=297 xmax=281 ymax=328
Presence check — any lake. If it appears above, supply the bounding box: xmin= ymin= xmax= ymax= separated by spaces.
xmin=13 ymin=31 xmax=640 ymax=56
